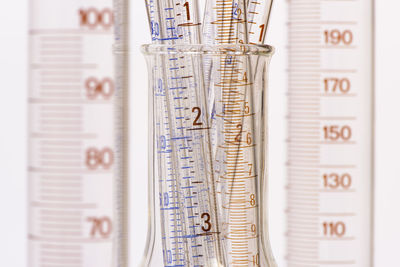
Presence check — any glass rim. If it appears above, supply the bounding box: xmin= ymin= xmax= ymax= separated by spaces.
xmin=140 ymin=44 xmax=274 ymax=56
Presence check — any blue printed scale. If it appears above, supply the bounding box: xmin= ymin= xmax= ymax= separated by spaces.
xmin=144 ymin=0 xmax=276 ymax=265
xmin=145 ymin=0 xmax=222 ymax=266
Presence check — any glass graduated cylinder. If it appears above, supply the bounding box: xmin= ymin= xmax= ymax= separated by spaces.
xmin=28 ymin=0 xmax=119 ymax=266
xmin=28 ymin=1 xmax=116 ymax=267
xmin=286 ymin=0 xmax=374 ymax=266
xmin=141 ymin=44 xmax=276 ymax=267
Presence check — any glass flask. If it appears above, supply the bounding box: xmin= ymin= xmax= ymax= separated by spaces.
xmin=141 ymin=44 xmax=277 ymax=267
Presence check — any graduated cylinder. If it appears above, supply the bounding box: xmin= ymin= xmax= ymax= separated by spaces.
xmin=141 ymin=44 xmax=276 ymax=267
xmin=287 ymin=0 xmax=374 ymax=266
xmin=28 ymin=0 xmax=116 ymax=266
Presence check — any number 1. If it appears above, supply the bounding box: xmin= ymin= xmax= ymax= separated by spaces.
xmin=184 ymin=2 xmax=191 ymax=21
xmin=259 ymin=24 xmax=266 ymax=42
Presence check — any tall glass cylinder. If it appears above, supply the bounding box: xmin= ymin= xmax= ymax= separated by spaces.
xmin=141 ymin=44 xmax=276 ymax=267
xmin=286 ymin=0 xmax=374 ymax=266
xmin=28 ymin=0 xmax=117 ymax=266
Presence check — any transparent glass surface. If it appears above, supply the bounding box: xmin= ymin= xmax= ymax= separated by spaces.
xmin=28 ymin=1 xmax=117 ymax=266
xmin=286 ymin=1 xmax=374 ymax=266
xmin=141 ymin=44 xmax=277 ymax=267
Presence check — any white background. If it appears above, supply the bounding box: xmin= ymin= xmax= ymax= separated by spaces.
xmin=0 ymin=0 xmax=399 ymax=266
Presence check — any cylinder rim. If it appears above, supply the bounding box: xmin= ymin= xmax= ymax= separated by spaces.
xmin=140 ymin=44 xmax=274 ymax=56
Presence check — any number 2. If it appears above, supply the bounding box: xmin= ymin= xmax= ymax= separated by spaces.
xmin=192 ymin=107 xmax=203 ymax=126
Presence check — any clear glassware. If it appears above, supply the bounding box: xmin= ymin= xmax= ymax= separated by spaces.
xmin=28 ymin=0 xmax=120 ymax=266
xmin=286 ymin=0 xmax=374 ymax=266
xmin=141 ymin=44 xmax=277 ymax=267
